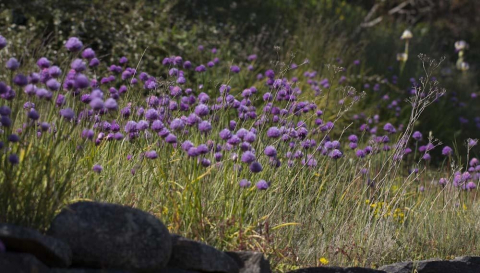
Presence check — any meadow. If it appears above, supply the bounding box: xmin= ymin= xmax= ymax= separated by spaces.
xmin=0 ymin=1 xmax=480 ymax=272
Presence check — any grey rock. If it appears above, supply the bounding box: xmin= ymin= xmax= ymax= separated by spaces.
xmin=0 ymin=252 xmax=49 ymax=273
xmin=0 ymin=223 xmax=72 ymax=267
xmin=226 ymin=251 xmax=271 ymax=273
xmin=288 ymin=267 xmax=385 ymax=273
xmin=50 ymin=269 xmax=131 ymax=273
xmin=47 ymin=201 xmax=172 ymax=272
xmin=158 ymin=268 xmax=201 ymax=273
xmin=453 ymin=256 xmax=480 ymax=265
xmin=168 ymin=234 xmax=239 ymax=273
xmin=379 ymin=257 xmax=480 ymax=273
xmin=378 ymin=261 xmax=413 ymax=273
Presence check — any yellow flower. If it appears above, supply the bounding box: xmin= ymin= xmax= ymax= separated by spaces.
xmin=365 ymin=199 xmax=370 ymax=204
xmin=319 ymin=257 xmax=329 ymax=265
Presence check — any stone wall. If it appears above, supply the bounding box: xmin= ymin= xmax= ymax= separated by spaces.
xmin=0 ymin=201 xmax=478 ymax=273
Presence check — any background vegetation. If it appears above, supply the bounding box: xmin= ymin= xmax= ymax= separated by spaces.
xmin=0 ymin=0 xmax=479 ymax=271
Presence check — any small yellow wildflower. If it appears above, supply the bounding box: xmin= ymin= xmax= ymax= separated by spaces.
xmin=319 ymin=257 xmax=329 ymax=265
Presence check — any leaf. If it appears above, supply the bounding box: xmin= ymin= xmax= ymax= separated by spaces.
xmin=272 ymin=222 xmax=301 ymax=230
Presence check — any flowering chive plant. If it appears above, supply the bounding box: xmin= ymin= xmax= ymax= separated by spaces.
xmin=0 ymin=34 xmax=479 ymax=270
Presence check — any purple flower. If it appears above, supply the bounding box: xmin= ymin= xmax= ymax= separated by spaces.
xmin=39 ymin=122 xmax=49 ymax=131
xmin=8 ymin=154 xmax=19 ymax=165
xmin=348 ymin=135 xmax=358 ymax=143
xmin=267 ymin=127 xmax=281 ymax=138
xmin=264 ymin=146 xmax=277 ymax=157
xmin=265 ymin=69 xmax=275 ymax=79
xmin=124 ymin=121 xmax=138 ymax=133
xmin=45 ymin=79 xmax=60 ymax=91
xmin=27 ymin=109 xmax=40 ymax=120
xmin=244 ymin=132 xmax=256 ymax=143
xmin=71 ymin=59 xmax=86 ymax=72
xmin=198 ymin=120 xmax=212 ymax=133
xmin=239 ymin=179 xmax=251 ymax=188
xmin=442 ymin=146 xmax=453 ymax=156
xmin=0 ymin=35 xmax=7 ymax=49
xmin=468 ymin=139 xmax=478 ymax=149
xmin=113 ymin=132 xmax=124 ymax=140
xmin=187 ymin=147 xmax=199 ymax=157
xmin=249 ymin=162 xmax=263 ymax=173
xmin=182 ymin=141 xmax=194 ymax=152
xmin=145 ymin=109 xmax=159 ymax=121
xmin=8 ymin=134 xmax=19 ymax=143
xmin=6 ymin=58 xmax=20 ymax=70
xmin=12 ymin=74 xmax=28 ymax=87
xmin=36 ymin=57 xmax=51 ymax=69
xmin=227 ymin=135 xmax=241 ymax=145
xmin=422 ymin=153 xmax=431 ymax=161
xmin=462 ymin=171 xmax=472 ymax=182
xmin=136 ymin=120 xmax=149 ymax=131
xmin=170 ymin=86 xmax=182 ymax=97
xmin=165 ymin=134 xmax=177 ymax=144
xmin=219 ymin=129 xmax=232 ymax=140
xmin=356 ymin=149 xmax=366 ymax=158
xmin=302 ymin=155 xmax=317 ymax=167
xmin=383 ymin=123 xmax=396 ymax=134
xmin=195 ymin=65 xmax=206 ymax=73
xmin=48 ymin=66 xmax=62 ymax=78
xmin=0 ymin=105 xmax=11 ymax=116
xmin=90 ymin=98 xmax=104 ymax=110
xmin=439 ymin=178 xmax=447 ymax=186
xmin=89 ymin=58 xmax=100 ymax=67
xmin=425 ymin=143 xmax=434 ymax=151
xmin=329 ymin=149 xmax=343 ymax=159
xmin=263 ymin=92 xmax=273 ymax=102
xmin=65 ymin=37 xmax=83 ymax=52
xmin=119 ymin=56 xmax=128 ymax=65
xmin=466 ymin=182 xmax=476 ymax=190
xmin=470 ymin=158 xmax=479 ymax=167
xmin=241 ymin=151 xmax=256 ymax=163
xmin=197 ymin=144 xmax=209 ymax=154
xmin=194 ymin=104 xmax=209 ymax=117
xmin=256 ymin=180 xmax=269 ymax=190
xmin=412 ymin=131 xmax=422 ymax=141
xmin=59 ymin=108 xmax=75 ymax=120
xmin=170 ymin=118 xmax=185 ymax=131
xmin=92 ymin=164 xmax=103 ymax=173
xmin=230 ymin=66 xmax=240 ymax=73
xmin=145 ymin=151 xmax=158 ymax=159
xmin=320 ymin=121 xmax=334 ymax=132
xmin=201 ymin=158 xmax=211 ymax=167
xmin=104 ymin=98 xmax=118 ymax=111
xmin=0 ymin=82 xmax=8 ymax=95
xmin=74 ymin=74 xmax=90 ymax=89
xmin=82 ymin=48 xmax=95 ymax=59
xmin=81 ymin=129 xmax=94 ymax=140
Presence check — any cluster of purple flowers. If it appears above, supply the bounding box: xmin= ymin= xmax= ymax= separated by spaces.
xmin=0 ymin=35 xmax=478 ymax=193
